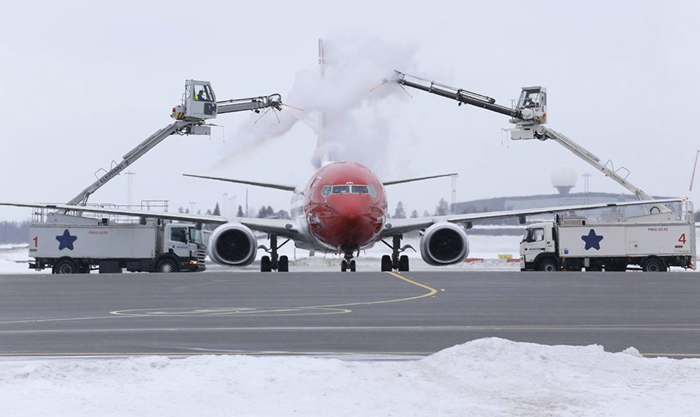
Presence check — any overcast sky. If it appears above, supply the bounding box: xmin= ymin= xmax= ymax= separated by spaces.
xmin=1 ymin=0 xmax=698 ymax=221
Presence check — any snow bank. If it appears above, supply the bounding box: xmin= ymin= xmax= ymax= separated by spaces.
xmin=0 ymin=245 xmax=37 ymax=274
xmin=1 ymin=338 xmax=698 ymax=417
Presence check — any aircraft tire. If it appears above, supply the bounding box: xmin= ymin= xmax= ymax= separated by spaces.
xmin=278 ymin=255 xmax=289 ymax=272
xmin=398 ymin=255 xmax=409 ymax=272
xmin=381 ymin=255 xmax=392 ymax=272
xmin=261 ymin=256 xmax=272 ymax=272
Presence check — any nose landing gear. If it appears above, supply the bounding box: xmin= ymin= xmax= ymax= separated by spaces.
xmin=381 ymin=235 xmax=415 ymax=272
xmin=259 ymin=234 xmax=290 ymax=272
xmin=340 ymin=246 xmax=358 ymax=272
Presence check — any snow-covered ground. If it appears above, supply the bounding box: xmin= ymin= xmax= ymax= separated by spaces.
xmin=0 ymin=244 xmax=36 ymax=274
xmin=1 ymin=338 xmax=698 ymax=416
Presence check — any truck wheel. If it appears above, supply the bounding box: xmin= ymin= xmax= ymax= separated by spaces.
xmin=156 ymin=259 xmax=178 ymax=273
xmin=278 ymin=255 xmax=289 ymax=272
xmin=642 ymin=258 xmax=667 ymax=272
xmin=538 ymin=258 xmax=558 ymax=272
xmin=53 ymin=258 xmax=79 ymax=274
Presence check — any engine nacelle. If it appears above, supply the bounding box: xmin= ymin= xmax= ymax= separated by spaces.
xmin=208 ymin=223 xmax=257 ymax=266
xmin=420 ymin=223 xmax=469 ymax=266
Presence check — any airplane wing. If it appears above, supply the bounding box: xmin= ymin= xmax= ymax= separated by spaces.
xmin=379 ymin=198 xmax=684 ymax=238
xmin=239 ymin=218 xmax=301 ymax=239
xmin=185 ymin=172 xmax=458 ymax=190
xmin=0 ymin=202 xmax=302 ymax=238
xmin=0 ymin=202 xmax=229 ymax=224
xmin=382 ymin=173 xmax=457 ymax=186
xmin=183 ymin=174 xmax=296 ymax=192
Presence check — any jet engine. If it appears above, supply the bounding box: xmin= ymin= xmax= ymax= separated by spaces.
xmin=420 ymin=223 xmax=469 ymax=266
xmin=208 ymin=223 xmax=257 ymax=266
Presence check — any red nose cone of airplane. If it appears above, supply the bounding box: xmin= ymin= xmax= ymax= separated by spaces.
xmin=315 ymin=195 xmax=379 ymax=247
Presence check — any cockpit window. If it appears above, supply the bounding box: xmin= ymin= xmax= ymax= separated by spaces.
xmin=368 ymin=185 xmax=377 ymax=197
xmin=352 ymin=185 xmax=369 ymax=194
xmin=332 ymin=185 xmax=351 ymax=194
xmin=325 ymin=184 xmax=376 ymax=196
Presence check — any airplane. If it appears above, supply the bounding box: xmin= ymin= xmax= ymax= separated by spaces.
xmin=0 ymin=165 xmax=681 ymax=272
xmin=180 ymin=163 xmax=682 ymax=273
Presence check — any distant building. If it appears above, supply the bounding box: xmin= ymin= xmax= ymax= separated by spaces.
xmin=453 ymin=192 xmax=673 ymax=226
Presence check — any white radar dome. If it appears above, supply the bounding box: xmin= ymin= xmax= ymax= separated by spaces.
xmin=550 ymin=164 xmax=577 ymax=194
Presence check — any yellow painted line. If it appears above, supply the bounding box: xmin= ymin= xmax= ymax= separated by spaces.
xmin=642 ymin=353 xmax=700 ymax=358
xmin=0 ymin=272 xmax=438 ymax=325
xmin=308 ymin=271 xmax=438 ymax=309
xmin=110 ymin=272 xmax=439 ymax=317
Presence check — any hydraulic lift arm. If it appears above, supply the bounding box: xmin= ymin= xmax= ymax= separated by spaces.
xmin=394 ymin=71 xmax=668 ymax=212
xmin=67 ymin=81 xmax=283 ymax=206
xmin=216 ymin=94 xmax=282 ymax=115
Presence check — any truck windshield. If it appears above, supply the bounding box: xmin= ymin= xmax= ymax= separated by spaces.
xmin=189 ymin=228 xmax=203 ymax=244
xmin=523 ymin=228 xmax=545 ymax=242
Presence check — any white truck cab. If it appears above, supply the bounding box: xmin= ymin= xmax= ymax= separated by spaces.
xmin=520 ymin=222 xmax=558 ymax=271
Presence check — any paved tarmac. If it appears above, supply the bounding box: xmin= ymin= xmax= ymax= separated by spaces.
xmin=0 ymin=270 xmax=698 ymax=358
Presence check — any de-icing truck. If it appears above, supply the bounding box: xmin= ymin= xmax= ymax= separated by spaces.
xmin=24 ymin=79 xmax=283 ymax=274
xmin=520 ymin=201 xmax=696 ymax=272
xmin=30 ymin=213 xmax=205 ymax=274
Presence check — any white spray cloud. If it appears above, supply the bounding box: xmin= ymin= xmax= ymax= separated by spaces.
xmin=220 ymin=34 xmax=419 ymax=177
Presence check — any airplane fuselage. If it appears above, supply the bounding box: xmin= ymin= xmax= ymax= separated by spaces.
xmin=291 ymin=162 xmax=388 ymax=253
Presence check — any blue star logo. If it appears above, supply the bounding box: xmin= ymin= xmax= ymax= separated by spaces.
xmin=56 ymin=229 xmax=78 ymax=251
xmin=581 ymin=229 xmax=603 ymax=251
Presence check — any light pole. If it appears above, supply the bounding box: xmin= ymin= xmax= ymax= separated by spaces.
xmin=124 ymin=171 xmax=136 ymax=207
xmin=227 ymin=194 xmax=237 ymax=218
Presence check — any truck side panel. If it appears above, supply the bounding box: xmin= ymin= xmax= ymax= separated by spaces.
xmin=558 ymin=223 xmax=693 ymax=258
xmin=30 ymin=224 xmax=158 ymax=259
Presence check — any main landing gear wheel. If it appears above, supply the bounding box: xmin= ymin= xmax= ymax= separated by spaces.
xmin=381 ymin=255 xmax=392 ymax=272
xmin=381 ymin=235 xmax=416 ymax=272
xmin=260 ymin=234 xmax=291 ymax=272
xmin=349 ymin=260 xmax=356 ymax=272
xmin=341 ymin=260 xmax=348 ymax=272
xmin=261 ymin=256 xmax=272 ymax=272
xmin=278 ymin=255 xmax=289 ymax=272
xmin=398 ymin=255 xmax=409 ymax=272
